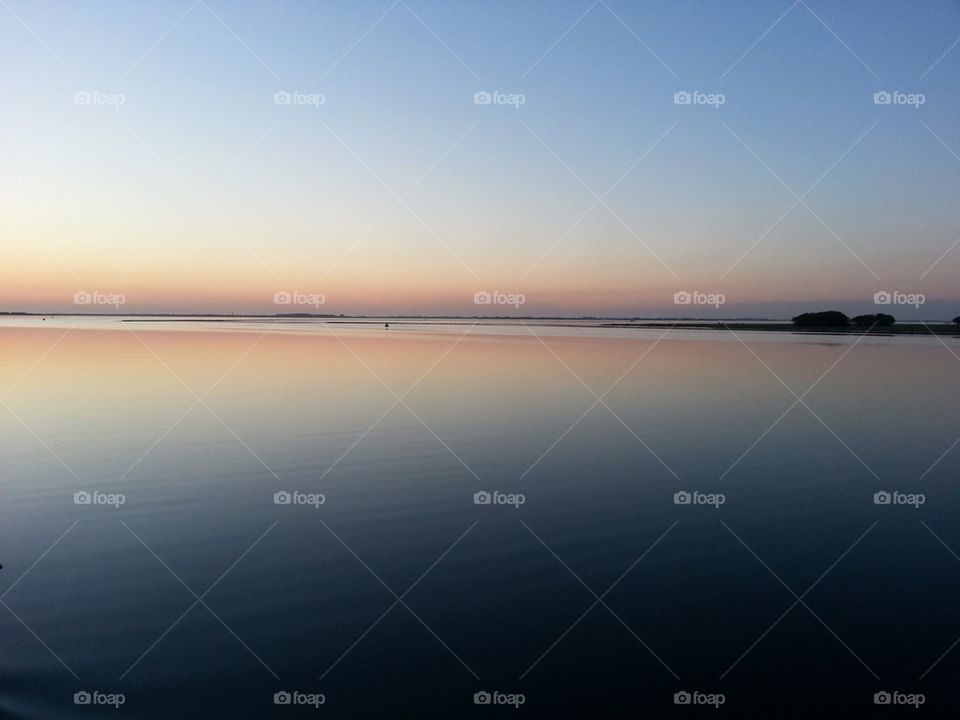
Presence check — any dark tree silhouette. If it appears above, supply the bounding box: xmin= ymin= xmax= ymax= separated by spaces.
xmin=954 ymin=316 xmax=960 ymax=325
xmin=852 ymin=313 xmax=895 ymax=327
xmin=792 ymin=311 xmax=849 ymax=327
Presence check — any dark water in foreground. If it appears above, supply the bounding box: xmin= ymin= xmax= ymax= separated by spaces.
xmin=2 ymin=318 xmax=960 ymax=717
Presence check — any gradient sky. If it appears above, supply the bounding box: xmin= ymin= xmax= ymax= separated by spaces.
xmin=1 ymin=0 xmax=959 ymax=317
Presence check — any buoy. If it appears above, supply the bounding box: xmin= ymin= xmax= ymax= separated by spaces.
xmin=385 ymin=323 xmax=389 ymax=329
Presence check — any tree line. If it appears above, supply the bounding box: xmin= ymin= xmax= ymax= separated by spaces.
xmin=792 ymin=312 xmax=960 ymax=327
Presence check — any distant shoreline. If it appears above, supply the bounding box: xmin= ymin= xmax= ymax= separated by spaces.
xmin=602 ymin=321 xmax=960 ymax=336
xmin=3 ymin=313 xmax=958 ymax=337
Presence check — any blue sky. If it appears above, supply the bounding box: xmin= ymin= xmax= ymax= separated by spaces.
xmin=2 ymin=0 xmax=959 ymax=317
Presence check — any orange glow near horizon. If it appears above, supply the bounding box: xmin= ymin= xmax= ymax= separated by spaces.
xmin=4 ymin=245 xmax=957 ymax=317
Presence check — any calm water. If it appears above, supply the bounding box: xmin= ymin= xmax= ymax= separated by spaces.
xmin=2 ymin=317 xmax=960 ymax=717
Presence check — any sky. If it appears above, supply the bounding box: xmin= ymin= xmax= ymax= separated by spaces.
xmin=1 ymin=0 xmax=959 ymax=318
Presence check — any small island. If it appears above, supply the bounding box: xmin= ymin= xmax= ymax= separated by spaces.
xmin=605 ymin=310 xmax=960 ymax=336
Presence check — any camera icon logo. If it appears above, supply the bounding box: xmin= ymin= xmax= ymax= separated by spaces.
xmin=673 ymin=491 xmax=691 ymax=505
xmin=473 ymin=91 xmax=492 ymax=105
xmin=473 ymin=291 xmax=492 ymax=305
xmin=274 ymin=91 xmax=292 ymax=105
xmin=74 ymin=291 xmax=92 ymax=305
xmin=474 ymin=691 xmax=492 ymax=705
xmin=74 ymin=491 xmax=92 ymax=505
xmin=873 ymin=91 xmax=891 ymax=105
xmin=874 ymin=691 xmax=891 ymax=705
xmin=273 ymin=290 xmax=292 ymax=305
xmin=674 ymin=691 xmax=691 ymax=705
xmin=74 ymin=691 xmax=92 ymax=705
xmin=673 ymin=291 xmax=692 ymax=305
xmin=673 ymin=91 xmax=691 ymax=105
xmin=274 ymin=491 xmax=292 ymax=505
xmin=274 ymin=691 xmax=292 ymax=705
xmin=474 ymin=491 xmax=492 ymax=505
xmin=873 ymin=291 xmax=892 ymax=305
xmin=874 ymin=491 xmax=891 ymax=505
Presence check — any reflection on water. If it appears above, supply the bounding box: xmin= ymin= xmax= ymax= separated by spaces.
xmin=2 ymin=318 xmax=959 ymax=717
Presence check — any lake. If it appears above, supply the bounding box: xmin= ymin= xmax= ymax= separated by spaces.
xmin=2 ymin=317 xmax=959 ymax=717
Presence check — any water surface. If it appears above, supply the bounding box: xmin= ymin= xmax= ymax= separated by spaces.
xmin=2 ymin=318 xmax=959 ymax=717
